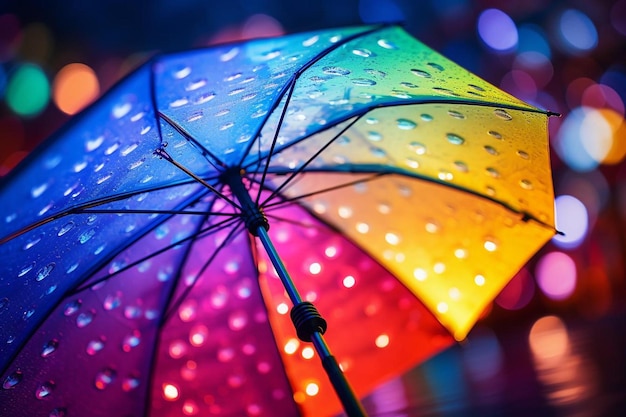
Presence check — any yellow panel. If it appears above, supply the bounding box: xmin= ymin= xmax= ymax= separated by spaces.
xmin=266 ymin=103 xmax=554 ymax=226
xmin=270 ymin=172 xmax=554 ymax=340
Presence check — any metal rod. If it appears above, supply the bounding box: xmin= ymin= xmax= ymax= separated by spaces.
xmin=225 ymin=172 xmax=367 ymax=416
xmin=256 ymin=226 xmax=367 ymax=417
xmin=256 ymin=226 xmax=303 ymax=305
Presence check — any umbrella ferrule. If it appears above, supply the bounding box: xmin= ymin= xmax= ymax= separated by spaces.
xmin=222 ymin=169 xmax=270 ymax=235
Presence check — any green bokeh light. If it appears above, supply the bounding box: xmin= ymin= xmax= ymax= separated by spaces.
xmin=6 ymin=63 xmax=50 ymax=117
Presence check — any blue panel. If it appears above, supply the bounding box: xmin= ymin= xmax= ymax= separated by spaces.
xmin=154 ymin=26 xmax=376 ymax=167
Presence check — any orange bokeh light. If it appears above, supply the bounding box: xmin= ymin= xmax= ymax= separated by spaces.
xmin=53 ymin=63 xmax=100 ymax=115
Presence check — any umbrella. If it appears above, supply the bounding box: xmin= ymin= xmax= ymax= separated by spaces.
xmin=0 ymin=24 xmax=556 ymax=417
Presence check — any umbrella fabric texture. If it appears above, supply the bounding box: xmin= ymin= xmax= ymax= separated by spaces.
xmin=0 ymin=25 xmax=555 ymax=416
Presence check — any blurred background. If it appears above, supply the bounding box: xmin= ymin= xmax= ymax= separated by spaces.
xmin=1 ymin=0 xmax=625 ymax=415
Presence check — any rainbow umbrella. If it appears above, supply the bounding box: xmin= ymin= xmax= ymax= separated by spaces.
xmin=0 ymin=25 xmax=556 ymax=416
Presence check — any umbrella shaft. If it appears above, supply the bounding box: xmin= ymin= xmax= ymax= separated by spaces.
xmin=226 ymin=173 xmax=366 ymax=416
xmin=256 ymin=226 xmax=303 ymax=305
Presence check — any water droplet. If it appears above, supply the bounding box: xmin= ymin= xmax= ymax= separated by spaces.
xmin=86 ymin=337 xmax=105 ymax=355
xmin=41 ymin=339 xmax=59 ymax=357
xmin=94 ymin=368 xmax=116 ymax=390
xmin=186 ymin=79 xmax=207 ymax=91
xmin=36 ymin=263 xmax=55 ymax=282
xmin=103 ymin=293 xmax=122 ymax=310
xmin=351 ymin=78 xmax=376 ymax=86
xmin=352 ymin=48 xmax=374 ymax=57
xmin=484 ymin=145 xmax=498 ymax=155
xmin=0 ymin=297 xmax=7 ymax=311
xmin=370 ymin=147 xmax=386 ymax=158
xmin=411 ymin=69 xmax=431 ymax=78
xmin=448 ymin=110 xmax=465 ymax=119
xmin=391 ymin=90 xmax=410 ymax=99
xmin=488 ymin=130 xmax=502 ymax=139
xmin=122 ymin=375 xmax=140 ymax=391
xmin=377 ymin=39 xmax=398 ymax=49
xmin=446 ymin=133 xmax=465 ymax=145
xmin=76 ymin=311 xmax=94 ymax=328
xmin=364 ymin=68 xmax=386 ymax=77
xmin=194 ymin=92 xmax=215 ymax=104
xmin=367 ymin=131 xmax=383 ymax=141
xmin=174 ymin=66 xmax=191 ymax=79
xmin=396 ymin=119 xmax=416 ymax=130
xmin=228 ymin=311 xmax=248 ymax=331
xmin=405 ymin=158 xmax=419 ymax=169
xmin=169 ymin=98 xmax=188 ymax=108
xmin=122 ymin=331 xmax=141 ymax=352
xmin=23 ymin=308 xmax=35 ymax=320
xmin=322 ymin=66 xmax=350 ymax=76
xmin=302 ymin=35 xmax=319 ymax=47
xmin=31 ymin=183 xmax=48 ymax=198
xmin=486 ymin=167 xmax=500 ymax=178
xmin=469 ymin=84 xmax=485 ymax=92
xmin=409 ymin=141 xmax=426 ymax=155
xmin=18 ymin=263 xmax=35 ymax=277
xmin=57 ymin=222 xmax=74 ymax=237
xmin=520 ymin=179 xmax=533 ymax=189
xmin=220 ymin=47 xmax=239 ymax=62
xmin=438 ymin=170 xmax=454 ymax=181
xmin=3 ymin=371 xmax=23 ymax=389
xmin=23 ymin=237 xmax=41 ymax=250
xmin=78 ymin=229 xmax=95 ymax=244
xmin=86 ymin=135 xmax=105 ymax=151
xmin=517 ymin=150 xmax=529 ymax=159
xmin=427 ymin=62 xmax=445 ymax=71
xmin=56 ymin=301 xmax=77 ymax=319
xmin=400 ymin=81 xmax=418 ymax=88
xmin=124 ymin=305 xmax=142 ymax=319
xmin=454 ymin=161 xmax=469 ymax=172
xmin=35 ymin=381 xmax=55 ymax=399
xmin=494 ymin=109 xmax=513 ymax=120
xmin=49 ymin=408 xmax=67 ymax=417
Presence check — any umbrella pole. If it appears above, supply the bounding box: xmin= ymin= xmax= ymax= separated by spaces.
xmin=226 ymin=171 xmax=367 ymax=417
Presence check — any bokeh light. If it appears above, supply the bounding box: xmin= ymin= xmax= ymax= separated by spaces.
xmin=556 ymin=9 xmax=598 ymax=54
xmin=536 ymin=252 xmax=577 ymax=301
xmin=477 ymin=9 xmax=518 ymax=52
xmin=552 ymin=106 xmax=626 ymax=172
xmin=462 ymin=327 xmax=503 ymax=381
xmin=52 ymin=63 xmax=100 ymax=115
xmin=495 ymin=267 xmax=535 ymax=310
xmin=5 ymin=63 xmax=50 ymax=117
xmin=553 ymin=195 xmax=589 ymax=248
xmin=529 ymin=315 xmax=569 ymax=362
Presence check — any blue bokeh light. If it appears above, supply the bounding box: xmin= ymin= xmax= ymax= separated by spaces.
xmin=477 ymin=8 xmax=518 ymax=52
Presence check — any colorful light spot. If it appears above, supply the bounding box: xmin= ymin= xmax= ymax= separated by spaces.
xmin=163 ymin=383 xmax=180 ymax=401
xmin=53 ymin=63 xmax=100 ymax=115
xmin=375 ymin=334 xmax=390 ymax=348
xmin=557 ymin=9 xmax=598 ymax=54
xmin=305 ymin=382 xmax=320 ymax=396
xmin=553 ymin=195 xmax=589 ymax=248
xmin=6 ymin=63 xmax=50 ymax=117
xmin=478 ymin=9 xmax=518 ymax=51
xmin=536 ymin=252 xmax=577 ymax=301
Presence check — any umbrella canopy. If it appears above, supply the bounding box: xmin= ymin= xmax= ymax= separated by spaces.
xmin=0 ymin=24 xmax=555 ymax=416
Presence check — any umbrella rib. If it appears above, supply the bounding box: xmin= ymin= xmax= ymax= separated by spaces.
xmin=261 ymin=172 xmax=388 ymax=209
xmin=0 ymin=180 xmax=208 ymax=244
xmin=258 ymin=115 xmax=362 ymax=206
xmin=68 ymin=215 xmax=241 ymax=294
xmin=154 ymin=146 xmax=241 ymax=210
xmin=235 ymin=24 xmax=389 ymax=167
xmin=158 ymin=111 xmax=226 ymax=171
xmin=160 ymin=220 xmax=247 ymax=324
xmin=75 ymin=208 xmax=234 ymax=216
xmin=253 ymin=77 xmax=297 ymax=206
